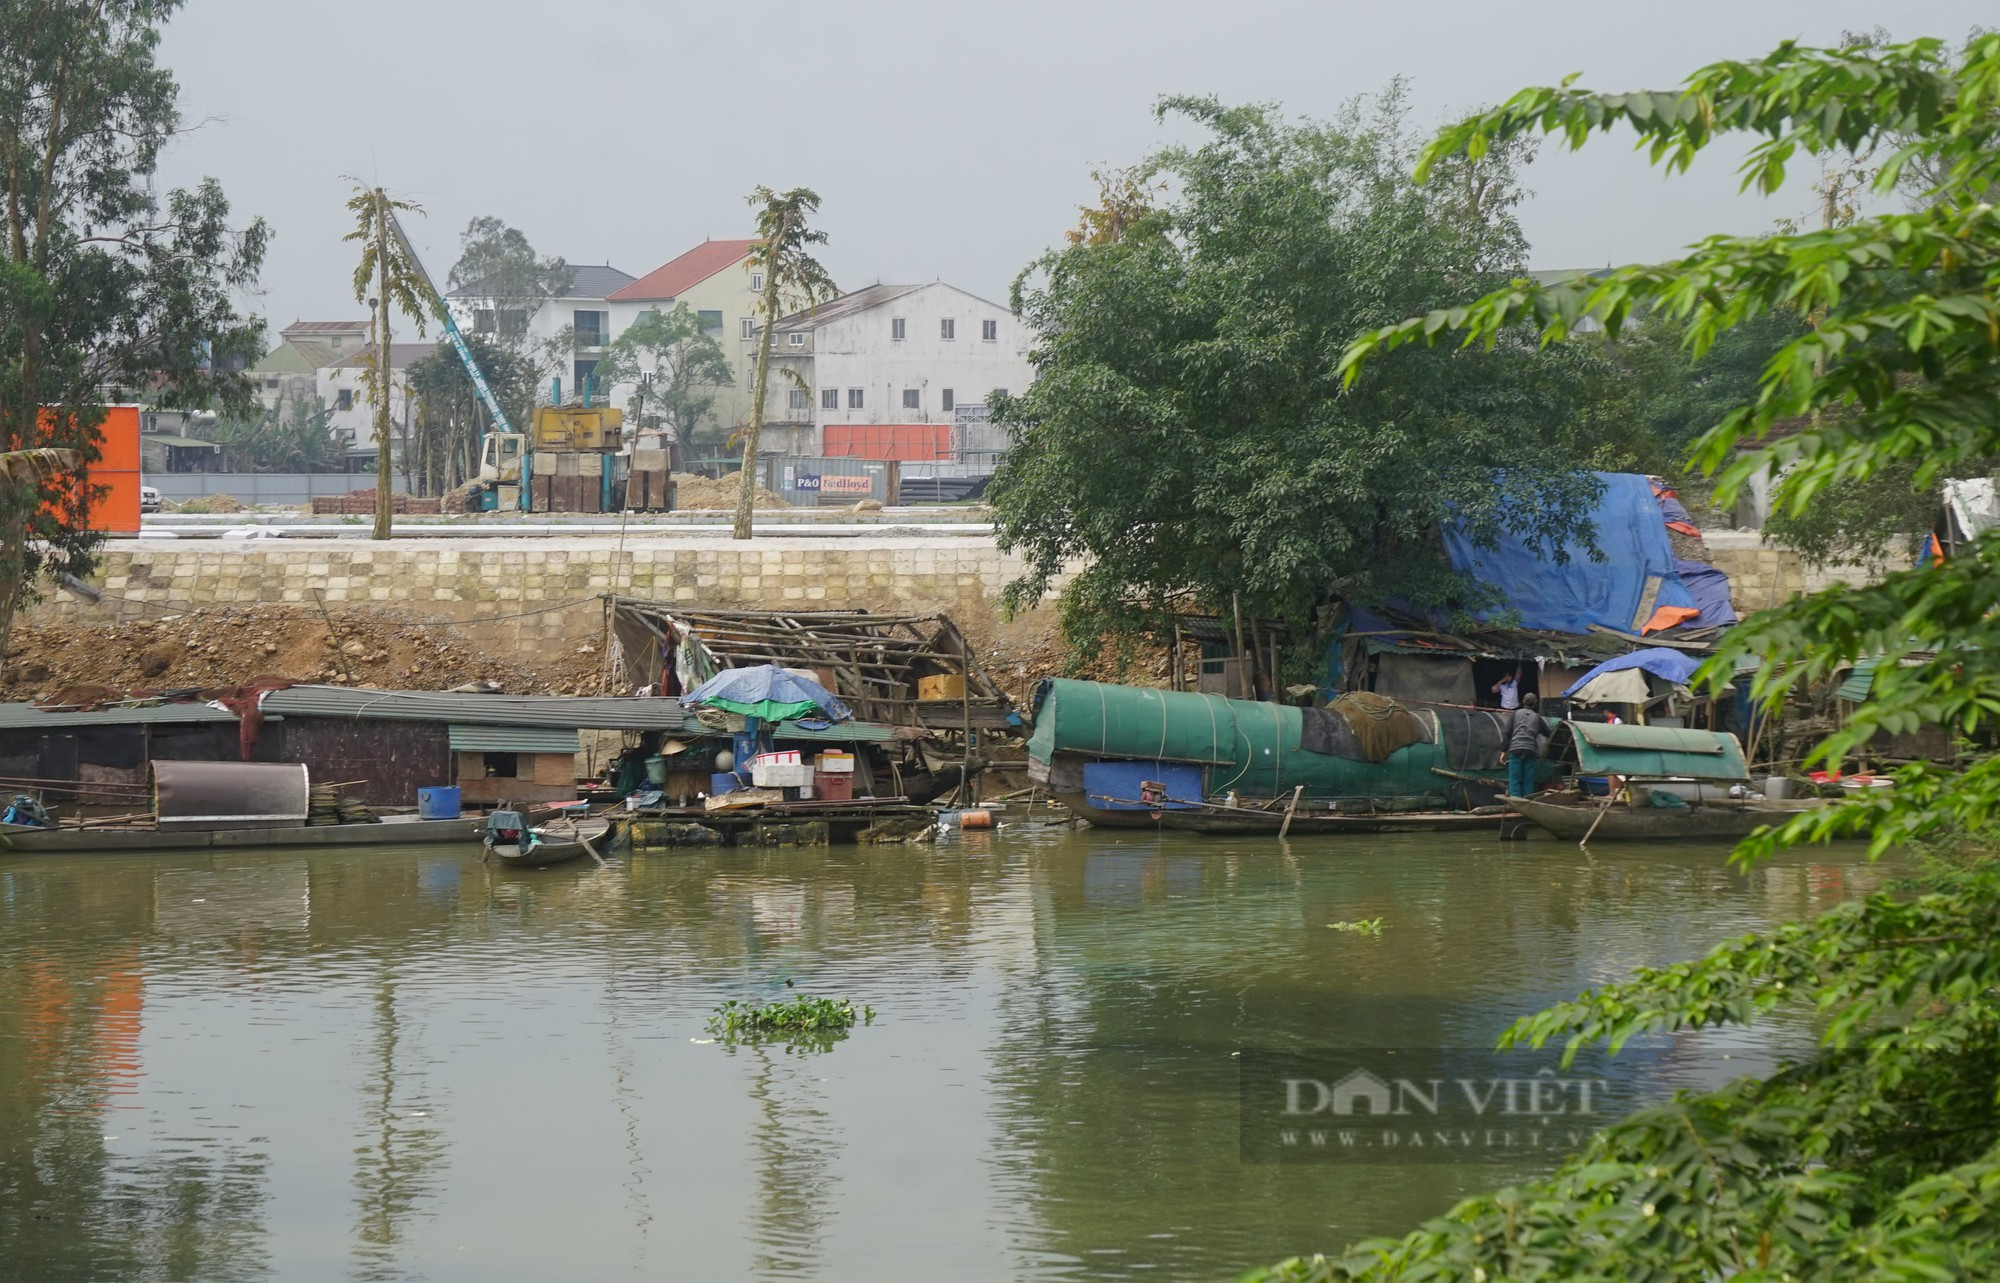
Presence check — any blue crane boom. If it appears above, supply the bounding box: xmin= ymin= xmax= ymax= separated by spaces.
xmin=385 ymin=208 xmax=516 ymax=437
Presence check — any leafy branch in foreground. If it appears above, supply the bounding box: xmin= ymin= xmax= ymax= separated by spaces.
xmin=1252 ymin=31 xmax=2000 ymax=1282
xmin=707 ymin=996 xmax=874 ymax=1052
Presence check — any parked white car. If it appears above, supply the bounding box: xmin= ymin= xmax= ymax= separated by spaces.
xmin=139 ymin=485 xmax=162 ymax=513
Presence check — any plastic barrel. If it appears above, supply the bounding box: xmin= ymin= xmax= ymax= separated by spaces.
xmin=417 ymin=786 xmax=461 ymax=819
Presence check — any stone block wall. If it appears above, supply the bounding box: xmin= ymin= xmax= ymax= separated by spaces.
xmin=1704 ymin=532 xmax=1906 ymax=614
xmin=29 ymin=535 xmax=1060 ymax=657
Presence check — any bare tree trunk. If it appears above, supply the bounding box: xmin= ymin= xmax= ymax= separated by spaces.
xmin=373 ymin=190 xmax=395 ymax=541
xmin=0 ymin=501 xmax=27 ymax=667
xmin=734 ymin=214 xmax=788 ymax=540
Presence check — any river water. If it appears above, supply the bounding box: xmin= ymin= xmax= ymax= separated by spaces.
xmin=0 ymin=824 xmax=1894 ymax=1282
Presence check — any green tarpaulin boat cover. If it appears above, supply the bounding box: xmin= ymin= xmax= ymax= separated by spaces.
xmin=1027 ymin=678 xmax=1473 ymax=801
xmin=1552 ymin=721 xmax=1750 ymax=782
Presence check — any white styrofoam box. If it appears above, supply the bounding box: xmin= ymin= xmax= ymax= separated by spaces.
xmin=751 ymin=762 xmax=813 ymax=788
xmin=815 ymin=752 xmax=855 ymax=774
xmin=750 ymin=750 xmax=802 ymax=767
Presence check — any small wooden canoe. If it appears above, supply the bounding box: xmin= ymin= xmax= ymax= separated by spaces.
xmin=488 ymin=818 xmax=612 ymax=867
xmin=1508 ymin=794 xmax=1827 ymax=842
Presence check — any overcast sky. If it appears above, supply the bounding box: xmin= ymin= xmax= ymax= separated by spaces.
xmin=154 ymin=0 xmax=1982 ymax=332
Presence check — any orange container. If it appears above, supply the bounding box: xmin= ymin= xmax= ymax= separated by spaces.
xmin=38 ymin=404 xmax=141 ymax=534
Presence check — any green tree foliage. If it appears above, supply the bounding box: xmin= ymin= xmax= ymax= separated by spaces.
xmin=404 ymin=335 xmax=538 ymax=494
xmin=987 ymin=93 xmax=1607 ymax=659
xmin=1255 ymin=34 xmax=2000 ymax=1281
xmin=343 ymin=184 xmax=429 ymax=540
xmin=444 ymin=216 xmax=572 ymax=346
xmin=737 ymin=186 xmax=836 ymax=540
xmin=1583 ymin=308 xmax=1809 ymax=477
xmin=206 ymin=399 xmax=344 ymax=473
xmin=596 ymin=303 xmax=735 ymax=445
xmin=0 ymin=0 xmax=267 ymax=663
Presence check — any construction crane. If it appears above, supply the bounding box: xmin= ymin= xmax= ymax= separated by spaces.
xmin=385 ymin=209 xmax=530 ymax=509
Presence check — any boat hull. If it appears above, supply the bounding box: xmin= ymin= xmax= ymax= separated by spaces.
xmin=1056 ymin=794 xmax=1511 ymax=835
xmin=1508 ymin=795 xmax=1826 ymax=841
xmin=0 ymin=816 xmax=488 ymax=855
xmin=489 ymin=820 xmax=611 ymax=867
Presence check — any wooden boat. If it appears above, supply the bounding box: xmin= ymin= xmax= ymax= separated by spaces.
xmin=1509 ymin=721 xmax=1831 ymax=843
xmin=1026 ymin=679 xmax=1525 ymax=835
xmin=1508 ymin=793 xmax=1825 ymax=842
xmin=1063 ymin=793 xmax=1513 ymax=835
xmin=487 ymin=817 xmax=612 ymax=868
xmin=0 ymin=813 xmax=489 ymax=854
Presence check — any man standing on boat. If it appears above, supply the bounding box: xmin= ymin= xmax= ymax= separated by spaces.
xmin=1504 ymin=694 xmax=1547 ymax=799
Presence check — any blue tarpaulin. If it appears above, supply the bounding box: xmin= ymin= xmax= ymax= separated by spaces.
xmin=1673 ymin=558 xmax=1738 ymax=629
xmin=1443 ymin=473 xmax=1700 ymax=634
xmin=1560 ymin=648 xmax=1702 ymax=698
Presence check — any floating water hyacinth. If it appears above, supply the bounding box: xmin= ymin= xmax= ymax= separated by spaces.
xmin=706 ymin=996 xmax=876 ymax=1052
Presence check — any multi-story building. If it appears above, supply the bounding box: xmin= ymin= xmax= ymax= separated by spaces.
xmin=448 ymin=264 xmax=638 ymax=399
xmin=317 ymin=343 xmax=438 ymax=454
xmin=761 ymin=283 xmax=1034 ymax=459
xmin=250 ymin=320 xmax=372 ymax=413
xmin=604 ymin=239 xmax=766 ymax=450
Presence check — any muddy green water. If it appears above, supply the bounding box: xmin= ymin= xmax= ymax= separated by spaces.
xmin=0 ymin=825 xmax=1894 ymax=1282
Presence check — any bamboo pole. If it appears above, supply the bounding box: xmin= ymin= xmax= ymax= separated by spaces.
xmin=1278 ymin=785 xmax=1305 ymax=838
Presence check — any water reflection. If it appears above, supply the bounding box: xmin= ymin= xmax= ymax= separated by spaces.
xmin=0 ymin=831 xmax=1896 ymax=1281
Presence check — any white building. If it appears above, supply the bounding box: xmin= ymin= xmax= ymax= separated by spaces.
xmin=763 ymin=283 xmax=1033 ymax=459
xmin=446 ymin=263 xmax=638 ymax=400
xmin=317 ymin=343 xmax=437 ymax=452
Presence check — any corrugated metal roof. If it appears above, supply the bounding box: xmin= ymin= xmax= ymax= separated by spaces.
xmin=1836 ymin=658 xmax=1879 ymax=703
xmin=771 ymin=720 xmax=896 ymax=744
xmin=261 ymin=686 xmax=685 ymax=731
xmin=447 ymin=725 xmax=581 ymax=754
xmin=0 ymin=701 xmax=238 ymax=729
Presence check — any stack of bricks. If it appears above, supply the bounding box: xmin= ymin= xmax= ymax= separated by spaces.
xmin=308 ymin=490 xmax=440 ymax=516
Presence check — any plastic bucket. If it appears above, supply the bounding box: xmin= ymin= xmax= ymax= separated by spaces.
xmin=417 ymin=786 xmax=461 ymax=820
xmin=644 ymin=755 xmax=667 ymax=785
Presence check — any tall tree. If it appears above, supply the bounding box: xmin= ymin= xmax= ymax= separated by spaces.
xmin=0 ymin=0 xmax=266 ymax=664
xmin=405 ymin=334 xmax=537 ymax=495
xmin=445 ymin=216 xmax=572 ymax=348
xmin=989 ymin=92 xmax=1606 ymax=661
xmin=343 ymin=184 xmax=429 ymax=541
xmin=736 ymin=186 xmax=835 ymax=539
xmin=597 ymin=302 xmax=734 ymax=445
xmin=1256 ymin=33 xmax=2000 ymax=1282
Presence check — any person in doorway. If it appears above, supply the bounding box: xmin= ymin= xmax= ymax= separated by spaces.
xmin=1504 ymin=694 xmax=1547 ymax=799
xmin=1491 ymin=665 xmax=1523 ymax=710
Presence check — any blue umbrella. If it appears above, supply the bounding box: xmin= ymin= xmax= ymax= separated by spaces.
xmin=682 ymin=664 xmax=853 ymax=723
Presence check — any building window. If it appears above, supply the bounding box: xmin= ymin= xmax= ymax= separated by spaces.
xmin=740 ymin=318 xmax=755 ymax=340
xmin=982 ymin=318 xmax=998 ymax=341
xmin=265 ymin=378 xmax=280 ymax=390
xmin=573 ymin=310 xmax=608 ymax=347
xmin=993 ymin=389 xmax=1008 ymax=399
xmin=788 ymin=389 xmax=810 ymax=410
xmin=483 ymin=752 xmax=519 ymax=779
xmin=574 ymin=358 xmax=599 ymax=391
xmin=788 ymin=332 xmax=805 ymax=348
xmin=473 ymin=309 xmax=496 ymax=333
xmin=336 ymin=389 xmax=353 ymax=411
xmin=750 ymin=271 xmax=764 ymax=292
xmin=698 ymin=309 xmax=723 ymax=334
xmin=940 ymin=318 xmax=956 ymax=340
xmin=941 ymin=388 xmax=955 ymax=412
xmin=847 ymin=388 xmax=864 ymax=409
xmin=892 ymin=317 xmax=906 ymax=341
xmin=821 ymin=388 xmax=839 ymax=410
xmin=902 ymin=388 xmax=920 ymax=410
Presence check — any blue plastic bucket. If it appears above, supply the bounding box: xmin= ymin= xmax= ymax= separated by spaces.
xmin=417 ymin=786 xmax=461 ymax=819
xmin=710 ymin=773 xmax=740 ymax=797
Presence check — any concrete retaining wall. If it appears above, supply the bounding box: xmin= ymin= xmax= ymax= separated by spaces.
xmin=31 ymin=535 xmax=1059 ymax=656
